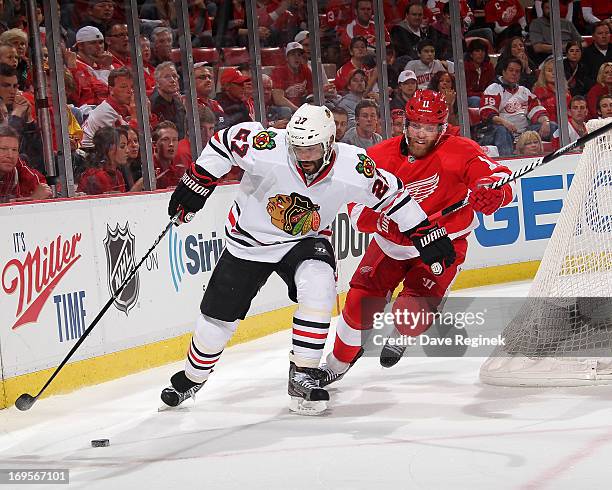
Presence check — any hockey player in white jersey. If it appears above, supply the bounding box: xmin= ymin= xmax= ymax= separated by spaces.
xmin=160 ymin=104 xmax=456 ymax=414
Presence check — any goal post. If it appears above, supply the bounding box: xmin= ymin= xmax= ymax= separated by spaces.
xmin=480 ymin=118 xmax=612 ymax=387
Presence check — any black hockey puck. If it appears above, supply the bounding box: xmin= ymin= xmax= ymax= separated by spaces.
xmin=91 ymin=439 xmax=110 ymax=447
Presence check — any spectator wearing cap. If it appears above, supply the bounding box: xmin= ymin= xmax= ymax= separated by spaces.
xmin=0 ymin=125 xmax=51 ymax=203
xmin=334 ymin=36 xmax=372 ymax=94
xmin=341 ymin=99 xmax=382 ymax=149
xmin=69 ymin=25 xmax=111 ymax=106
xmin=390 ymin=1 xmax=431 ymax=61
xmin=215 ymin=67 xmax=252 ymax=128
xmin=390 ymin=109 xmax=405 ymax=138
xmin=194 ymin=62 xmax=225 ymax=128
xmin=271 ymin=42 xmax=313 ymax=112
xmin=81 ymin=67 xmax=134 ymax=148
xmin=339 ymin=0 xmax=390 ymax=51
xmin=150 ymin=27 xmax=174 ymax=66
xmin=404 ymin=40 xmax=447 ymax=90
xmin=581 ymin=22 xmax=612 ymax=83
xmin=336 ymin=69 xmax=368 ymax=128
xmin=150 ymin=61 xmax=187 ymax=139
xmin=464 ymin=39 xmax=495 ymax=108
xmin=293 ymin=31 xmax=337 ymax=102
xmin=390 ymin=69 xmax=417 ymax=110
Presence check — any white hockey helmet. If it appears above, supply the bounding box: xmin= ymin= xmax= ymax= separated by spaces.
xmin=286 ymin=104 xmax=336 ymax=174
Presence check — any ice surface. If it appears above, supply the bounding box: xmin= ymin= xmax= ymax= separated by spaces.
xmin=2 ymin=281 xmax=612 ymax=489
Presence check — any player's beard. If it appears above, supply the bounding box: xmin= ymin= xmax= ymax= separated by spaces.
xmin=407 ymin=134 xmax=438 ymax=158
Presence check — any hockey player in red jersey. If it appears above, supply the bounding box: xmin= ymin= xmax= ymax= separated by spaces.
xmin=319 ymin=90 xmax=516 ymax=383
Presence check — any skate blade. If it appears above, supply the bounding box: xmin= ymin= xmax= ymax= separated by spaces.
xmin=288 ymin=396 xmax=328 ymax=416
xmin=157 ymin=397 xmax=196 ymax=412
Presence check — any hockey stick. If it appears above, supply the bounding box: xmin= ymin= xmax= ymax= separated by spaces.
xmin=14 ymin=215 xmax=180 ymax=411
xmin=427 ymin=119 xmax=612 ymax=273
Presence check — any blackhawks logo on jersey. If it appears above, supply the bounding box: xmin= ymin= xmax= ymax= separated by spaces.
xmin=355 ymin=154 xmax=376 ymax=178
xmin=253 ymin=130 xmax=277 ymax=150
xmin=267 ymin=192 xmax=321 ymax=236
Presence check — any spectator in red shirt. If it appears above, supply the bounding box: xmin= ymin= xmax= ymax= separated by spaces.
xmin=78 ymin=126 xmax=128 ymax=195
xmin=271 ymin=42 xmax=312 ymax=112
xmin=69 ymin=25 xmax=110 ymax=106
xmin=334 ymin=36 xmax=373 ymax=93
xmin=152 ymin=121 xmax=185 ymax=189
xmin=215 ymin=67 xmax=252 ymax=128
xmin=339 ymin=0 xmax=390 ymax=51
xmin=581 ymin=0 xmax=612 ymax=31
xmin=484 ymin=0 xmax=527 ymax=48
xmin=139 ymin=34 xmax=156 ymax=96
xmin=0 ymin=125 xmax=50 ymax=203
xmin=194 ymin=62 xmax=225 ymax=126
xmin=174 ymin=105 xmax=217 ymax=172
xmin=106 ymin=22 xmax=130 ymax=68
xmin=464 ymin=38 xmax=495 ymax=108
xmin=533 ymin=57 xmax=571 ymax=123
xmin=586 ymin=62 xmax=612 ymax=118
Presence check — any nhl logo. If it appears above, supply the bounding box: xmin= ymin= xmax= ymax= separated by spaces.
xmin=104 ymin=222 xmax=139 ymax=314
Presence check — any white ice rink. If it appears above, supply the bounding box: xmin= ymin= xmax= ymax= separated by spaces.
xmin=2 ymin=280 xmax=612 ymax=490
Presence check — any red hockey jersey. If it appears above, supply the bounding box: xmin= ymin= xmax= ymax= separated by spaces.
xmin=349 ymin=134 xmax=514 ymax=259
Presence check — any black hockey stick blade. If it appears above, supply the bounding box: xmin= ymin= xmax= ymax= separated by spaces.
xmin=14 ymin=215 xmax=179 ymax=411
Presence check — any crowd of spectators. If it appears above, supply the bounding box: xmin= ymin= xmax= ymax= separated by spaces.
xmin=1 ymin=0 xmax=612 ymax=204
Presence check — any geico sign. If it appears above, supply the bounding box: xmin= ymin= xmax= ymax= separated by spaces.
xmin=475 ymin=171 xmax=612 ymax=246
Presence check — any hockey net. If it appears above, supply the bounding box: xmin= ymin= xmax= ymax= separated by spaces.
xmin=480 ymin=118 xmax=612 ymax=386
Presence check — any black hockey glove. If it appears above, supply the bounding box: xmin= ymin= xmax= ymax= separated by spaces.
xmin=405 ymin=219 xmax=456 ymax=276
xmin=168 ymin=163 xmax=217 ymax=225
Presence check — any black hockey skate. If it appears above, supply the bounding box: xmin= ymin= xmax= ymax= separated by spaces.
xmin=288 ymin=361 xmax=329 ymax=415
xmin=318 ymin=347 xmax=364 ymax=387
xmin=160 ymin=370 xmax=204 ymax=410
xmin=380 ymin=332 xmax=407 ymax=368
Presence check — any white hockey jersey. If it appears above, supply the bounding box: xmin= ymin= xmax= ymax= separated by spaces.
xmin=197 ymin=122 xmax=427 ymax=262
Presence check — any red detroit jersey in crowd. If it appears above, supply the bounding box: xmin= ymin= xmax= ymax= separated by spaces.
xmin=349 ymin=134 xmax=513 ymax=257
xmin=485 ymin=0 xmax=525 ymax=27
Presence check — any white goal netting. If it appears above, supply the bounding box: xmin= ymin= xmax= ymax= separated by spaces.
xmin=480 ymin=118 xmax=612 ymax=386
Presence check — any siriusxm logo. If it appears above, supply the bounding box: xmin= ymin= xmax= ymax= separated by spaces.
xmin=168 ymin=226 xmax=224 ymax=292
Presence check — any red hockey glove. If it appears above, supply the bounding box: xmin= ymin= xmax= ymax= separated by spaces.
xmin=376 ymin=212 xmax=411 ymax=245
xmin=405 ymin=219 xmax=456 ymax=276
xmin=468 ymin=176 xmax=509 ymax=215
xmin=168 ymin=163 xmax=217 ymax=224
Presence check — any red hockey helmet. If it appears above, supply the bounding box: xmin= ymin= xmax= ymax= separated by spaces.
xmin=404 ymin=89 xmax=449 ymax=125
